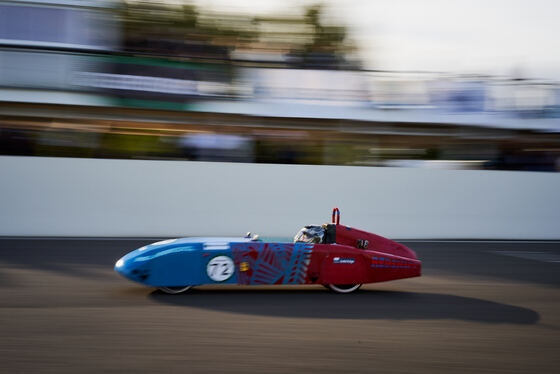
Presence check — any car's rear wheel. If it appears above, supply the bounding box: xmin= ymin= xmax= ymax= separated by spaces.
xmin=326 ymin=284 xmax=362 ymax=293
xmin=159 ymin=286 xmax=192 ymax=294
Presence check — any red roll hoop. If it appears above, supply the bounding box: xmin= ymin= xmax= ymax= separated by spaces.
xmin=332 ymin=208 xmax=340 ymax=225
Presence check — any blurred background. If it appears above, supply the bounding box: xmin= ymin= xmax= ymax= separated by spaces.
xmin=1 ymin=0 xmax=559 ymax=171
xmin=1 ymin=4 xmax=559 ymax=373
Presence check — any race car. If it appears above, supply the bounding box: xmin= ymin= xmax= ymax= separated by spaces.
xmin=114 ymin=208 xmax=421 ymax=294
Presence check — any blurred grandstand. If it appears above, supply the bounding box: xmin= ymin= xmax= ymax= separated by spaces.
xmin=1 ymin=0 xmax=559 ymax=171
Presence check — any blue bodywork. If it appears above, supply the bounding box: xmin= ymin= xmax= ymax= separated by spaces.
xmin=115 ymin=237 xmax=252 ymax=287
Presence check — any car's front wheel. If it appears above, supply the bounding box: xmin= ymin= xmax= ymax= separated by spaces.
xmin=159 ymin=286 xmax=192 ymax=294
xmin=326 ymin=284 xmax=362 ymax=293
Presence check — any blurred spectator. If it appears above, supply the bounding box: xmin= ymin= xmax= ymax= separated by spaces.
xmin=180 ymin=133 xmax=254 ymax=162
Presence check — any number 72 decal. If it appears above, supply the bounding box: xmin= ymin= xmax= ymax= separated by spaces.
xmin=206 ymin=255 xmax=235 ymax=282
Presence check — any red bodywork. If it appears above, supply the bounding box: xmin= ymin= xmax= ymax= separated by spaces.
xmin=306 ymin=224 xmax=421 ymax=285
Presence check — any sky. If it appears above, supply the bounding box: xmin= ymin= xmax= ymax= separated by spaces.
xmin=189 ymin=0 xmax=560 ymax=80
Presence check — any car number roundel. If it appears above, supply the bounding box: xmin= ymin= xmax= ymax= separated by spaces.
xmin=206 ymin=255 xmax=234 ymax=282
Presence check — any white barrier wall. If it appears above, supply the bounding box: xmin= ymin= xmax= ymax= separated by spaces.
xmin=1 ymin=156 xmax=559 ymax=239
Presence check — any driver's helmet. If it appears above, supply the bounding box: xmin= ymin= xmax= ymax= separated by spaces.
xmin=293 ymin=225 xmax=325 ymax=244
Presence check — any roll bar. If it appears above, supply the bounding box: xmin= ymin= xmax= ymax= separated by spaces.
xmin=332 ymin=208 xmax=340 ymax=225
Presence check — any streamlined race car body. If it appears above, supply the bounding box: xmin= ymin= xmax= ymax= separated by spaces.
xmin=114 ymin=209 xmax=421 ymax=293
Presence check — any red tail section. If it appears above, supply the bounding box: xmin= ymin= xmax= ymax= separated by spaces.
xmin=334 ymin=224 xmax=417 ymax=260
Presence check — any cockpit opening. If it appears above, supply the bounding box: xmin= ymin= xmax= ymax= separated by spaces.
xmin=293 ymin=225 xmax=325 ymax=243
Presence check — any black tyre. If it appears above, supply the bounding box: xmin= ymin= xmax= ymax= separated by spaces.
xmin=326 ymin=284 xmax=362 ymax=294
xmin=158 ymin=286 xmax=192 ymax=294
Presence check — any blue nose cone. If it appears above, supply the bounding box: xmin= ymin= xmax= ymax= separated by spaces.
xmin=114 ymin=254 xmax=152 ymax=284
xmin=114 ymin=238 xmax=209 ymax=287
xmin=114 ymin=258 xmax=125 ymax=271
xmin=114 ymin=257 xmax=132 ymax=279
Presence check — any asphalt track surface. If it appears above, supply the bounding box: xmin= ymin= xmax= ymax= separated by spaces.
xmin=0 ymin=239 xmax=558 ymax=374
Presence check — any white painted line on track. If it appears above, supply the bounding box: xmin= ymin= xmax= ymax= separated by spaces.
xmin=492 ymin=251 xmax=560 ymax=263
